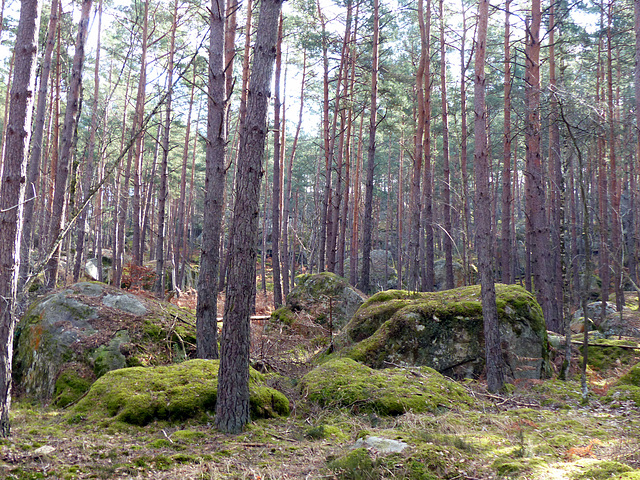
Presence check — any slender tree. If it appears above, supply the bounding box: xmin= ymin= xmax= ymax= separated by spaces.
xmin=155 ymin=0 xmax=179 ymax=298
xmin=439 ymin=0 xmax=453 ymax=290
xmin=18 ymin=0 xmax=58 ymax=290
xmin=215 ymin=0 xmax=283 ymax=433
xmin=0 ymin=0 xmax=41 ymax=436
xmin=45 ymin=0 xmax=93 ymax=289
xmin=500 ymin=0 xmax=513 ymax=284
xmin=271 ymin=13 xmax=284 ymax=307
xmin=197 ymin=0 xmax=227 ymax=360
xmin=74 ymin=0 xmax=103 ymax=283
xmin=359 ymin=0 xmax=380 ymax=293
xmin=474 ymin=0 xmax=504 ymax=393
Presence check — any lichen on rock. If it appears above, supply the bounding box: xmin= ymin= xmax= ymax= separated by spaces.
xmin=13 ymin=282 xmax=197 ymax=404
xmin=334 ymin=284 xmax=550 ymax=380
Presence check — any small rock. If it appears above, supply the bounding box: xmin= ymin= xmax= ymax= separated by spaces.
xmin=354 ymin=436 xmax=408 ymax=454
xmin=33 ymin=445 xmax=55 ymax=456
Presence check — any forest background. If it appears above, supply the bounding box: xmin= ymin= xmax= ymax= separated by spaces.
xmin=0 ymin=0 xmax=637 ymax=432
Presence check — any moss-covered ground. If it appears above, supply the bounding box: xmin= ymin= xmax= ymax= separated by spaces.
xmin=3 ymin=290 xmax=640 ymax=479
xmin=2 ymin=363 xmax=639 ymax=479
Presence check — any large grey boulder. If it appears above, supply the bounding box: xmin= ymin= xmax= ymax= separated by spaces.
xmin=13 ymin=282 xmax=196 ymax=406
xmin=335 ymin=284 xmax=550 ymax=380
xmin=272 ymin=272 xmax=367 ymax=331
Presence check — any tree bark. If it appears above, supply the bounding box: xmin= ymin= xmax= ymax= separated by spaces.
xmin=154 ymin=0 xmax=179 ymax=298
xmin=271 ymin=13 xmax=284 ymax=307
xmin=409 ymin=0 xmax=428 ymax=291
xmin=474 ymin=0 xmax=504 ymax=393
xmin=45 ymin=0 xmax=92 ymax=289
xmin=196 ymin=0 xmax=227 ymax=360
xmin=500 ymin=0 xmax=512 ymax=285
xmin=0 ymin=0 xmax=41 ymax=436
xmin=359 ymin=0 xmax=380 ymax=294
xmin=215 ymin=0 xmax=283 ymax=433
xmin=73 ymin=0 xmax=102 ymax=283
xmin=439 ymin=0 xmax=453 ymax=290
xmin=525 ymin=0 xmax=560 ymax=332
xmin=18 ymin=0 xmax=58 ymax=291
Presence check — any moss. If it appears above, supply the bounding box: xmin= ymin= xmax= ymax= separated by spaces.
xmin=171 ymin=429 xmax=207 ymax=443
xmin=53 ymin=370 xmax=92 ymax=407
xmin=301 ymin=358 xmax=472 ymax=415
xmin=148 ymin=438 xmax=172 ymax=448
xmin=571 ymin=461 xmax=633 ymax=479
xmin=305 ymin=424 xmax=349 ymax=441
xmin=604 ymin=385 xmax=640 ymax=406
xmin=580 ymin=340 xmax=639 ymax=372
xmin=327 ymin=448 xmax=377 ymax=480
xmin=335 ymin=284 xmax=549 ymax=378
xmin=271 ymin=307 xmax=296 ymax=326
xmin=68 ymin=359 xmax=289 ymax=426
xmin=617 ymin=362 xmax=640 ymax=386
xmin=142 ymin=320 xmax=164 ymax=341
xmin=492 ymin=458 xmax=546 ymax=477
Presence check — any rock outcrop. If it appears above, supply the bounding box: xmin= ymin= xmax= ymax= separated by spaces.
xmin=334 ymin=284 xmax=550 ymax=380
xmin=14 ymin=282 xmax=196 ymax=406
xmin=272 ymin=272 xmax=367 ymax=331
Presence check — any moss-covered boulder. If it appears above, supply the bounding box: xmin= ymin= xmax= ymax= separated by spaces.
xmin=273 ymin=272 xmax=367 ymax=330
xmin=605 ymin=361 xmax=640 ymax=407
xmin=334 ymin=284 xmax=550 ymax=380
xmin=13 ymin=282 xmax=197 ymax=405
xmin=300 ymin=358 xmax=472 ymax=415
xmin=67 ymin=359 xmax=289 ymax=426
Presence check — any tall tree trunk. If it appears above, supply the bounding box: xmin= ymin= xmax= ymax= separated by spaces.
xmin=45 ymin=0 xmax=92 ymax=289
xmin=359 ymin=0 xmax=379 ymax=294
xmin=607 ymin=1 xmax=622 ymax=312
xmin=439 ymin=0 xmax=453 ymax=290
xmin=0 ymin=0 xmax=41 ymax=437
xmin=271 ymin=13 xmax=284 ymax=307
xmin=196 ymin=0 xmax=227 ymax=360
xmin=349 ymin=116 xmax=364 ymax=286
xmin=459 ymin=1 xmax=471 ymax=286
xmin=420 ymin=0 xmax=434 ymax=292
xmin=525 ymin=0 xmax=560 ymax=332
xmin=634 ymin=1 xmax=640 ymax=295
xmin=397 ymin=128 xmax=404 ymax=288
xmin=130 ymin=0 xmax=149 ymax=268
xmin=317 ymin=0 xmax=331 ymax=273
xmin=500 ymin=0 xmax=512 ymax=284
xmin=409 ymin=0 xmax=428 ymax=291
xmin=282 ymin=50 xmax=306 ymax=297
xmin=154 ymin=28 xmax=174 ymax=297
xmin=474 ymin=0 xmax=504 ymax=393
xmin=215 ymin=0 xmax=283 ymax=433
xmin=73 ymin=0 xmax=102 ymax=283
xmin=174 ymin=65 xmax=196 ymax=291
xmin=18 ymin=0 xmax=58 ymax=291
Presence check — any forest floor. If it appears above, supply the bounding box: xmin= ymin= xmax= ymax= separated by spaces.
xmin=2 ymin=291 xmax=640 ymax=479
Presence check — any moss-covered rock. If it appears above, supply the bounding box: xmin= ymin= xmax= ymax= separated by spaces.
xmin=571 ymin=461 xmax=634 ymax=479
xmin=334 ymin=284 xmax=550 ymax=380
xmin=580 ymin=338 xmax=640 ymax=372
xmin=275 ymin=272 xmax=367 ymax=330
xmin=301 ymin=358 xmax=472 ymax=415
xmin=68 ymin=359 xmax=289 ymax=426
xmin=327 ymin=448 xmax=377 ymax=480
xmin=13 ymin=282 xmax=197 ymax=404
